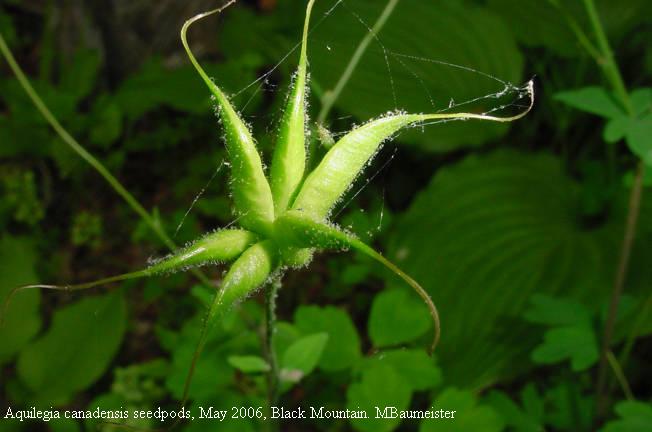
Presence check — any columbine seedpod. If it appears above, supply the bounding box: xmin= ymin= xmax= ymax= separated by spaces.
xmin=2 ymin=0 xmax=534 ymax=418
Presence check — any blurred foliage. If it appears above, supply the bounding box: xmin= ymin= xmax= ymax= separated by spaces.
xmin=0 ymin=0 xmax=651 ymax=431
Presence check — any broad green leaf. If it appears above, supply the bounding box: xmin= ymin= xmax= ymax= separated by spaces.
xmin=368 ymin=289 xmax=431 ymax=348
xmin=486 ymin=0 xmax=578 ymax=57
xmin=531 ymin=325 xmax=598 ymax=371
xmin=281 ymin=332 xmax=328 ymax=382
xmin=602 ymin=401 xmax=652 ymax=432
xmin=0 ymin=236 xmax=41 ymax=364
xmin=310 ymin=0 xmax=523 ymax=152
xmin=347 ymin=364 xmax=412 ymax=432
xmin=294 ymin=305 xmax=361 ymax=371
xmin=363 ymin=349 xmax=442 ymax=391
xmin=387 ymin=150 xmax=651 ymax=387
xmin=227 ymin=355 xmax=270 ymax=373
xmin=555 ymin=87 xmax=624 ymax=118
xmin=16 ymin=292 xmax=127 ymax=405
xmin=420 ymin=388 xmax=504 ymax=432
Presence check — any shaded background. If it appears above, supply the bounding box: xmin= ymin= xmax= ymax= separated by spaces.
xmin=1 ymin=0 xmax=651 ymax=431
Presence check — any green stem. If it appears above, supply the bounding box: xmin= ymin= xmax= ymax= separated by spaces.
xmin=617 ymin=293 xmax=652 ymax=369
xmin=576 ymin=0 xmax=644 ymax=421
xmin=0 ymin=32 xmax=213 ymax=288
xmin=581 ymin=0 xmax=633 ymax=115
xmin=606 ymin=351 xmax=634 ymax=401
xmin=265 ymin=278 xmax=281 ymax=431
xmin=316 ymin=0 xmax=401 ymax=125
xmin=596 ymin=162 xmax=644 ymax=418
xmin=547 ymin=0 xmax=602 ymax=61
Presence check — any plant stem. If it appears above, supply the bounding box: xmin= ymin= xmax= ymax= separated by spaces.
xmin=596 ymin=162 xmax=644 ymax=417
xmin=316 ymin=0 xmax=400 ymax=125
xmin=581 ymin=0 xmax=633 ymax=114
xmin=617 ymin=292 xmax=652 ymax=369
xmin=606 ymin=351 xmax=634 ymax=401
xmin=265 ymin=277 xmax=281 ymax=429
xmin=0 ymin=32 xmax=213 ymax=288
xmin=574 ymin=0 xmax=643 ymax=421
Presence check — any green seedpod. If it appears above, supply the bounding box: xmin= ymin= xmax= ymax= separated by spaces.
xmin=147 ymin=229 xmax=258 ymax=274
xmin=181 ymin=6 xmax=275 ymax=236
xmin=269 ymin=0 xmax=315 ymax=213
xmin=293 ymin=83 xmax=534 ymax=219
xmin=292 ymin=115 xmax=422 ymax=218
xmin=206 ymin=240 xmax=278 ymax=326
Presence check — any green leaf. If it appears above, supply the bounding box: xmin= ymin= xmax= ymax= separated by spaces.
xmin=0 ymin=236 xmax=41 ymax=364
xmin=602 ymin=401 xmax=652 ymax=432
xmin=420 ymin=388 xmax=504 ymax=432
xmin=310 ymin=0 xmax=523 ymax=152
xmin=604 ymin=116 xmax=629 ymax=143
xmin=531 ymin=324 xmax=598 ymax=371
xmin=347 ymin=364 xmax=412 ymax=432
xmin=368 ymin=289 xmax=431 ymax=348
xmin=625 ymin=115 xmax=652 ymax=166
xmin=59 ymin=50 xmax=101 ymax=103
xmin=281 ymin=332 xmax=328 ymax=383
xmin=273 ymin=321 xmax=301 ymax=361
xmin=89 ymin=97 xmax=123 ymax=148
xmin=363 ymin=349 xmax=442 ymax=391
xmin=487 ymin=387 xmax=544 ymax=432
xmin=227 ymin=355 xmax=270 ymax=373
xmin=16 ymin=292 xmax=127 ymax=404
xmin=545 ymin=381 xmax=594 ymax=430
xmin=294 ymin=305 xmax=361 ymax=371
xmin=486 ymin=0 xmax=579 ymax=57
xmin=555 ymin=87 xmax=624 ymax=118
xmin=387 ymin=150 xmax=647 ymax=387
xmin=630 ymin=88 xmax=652 ymax=116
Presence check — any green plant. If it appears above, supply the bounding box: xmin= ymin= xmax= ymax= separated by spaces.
xmin=0 ymin=0 xmax=533 ymax=427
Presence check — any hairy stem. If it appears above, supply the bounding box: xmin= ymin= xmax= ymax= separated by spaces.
xmin=265 ymin=278 xmax=281 ymax=431
xmin=316 ymin=0 xmax=400 ymax=124
xmin=0 ymin=32 xmax=213 ymax=289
